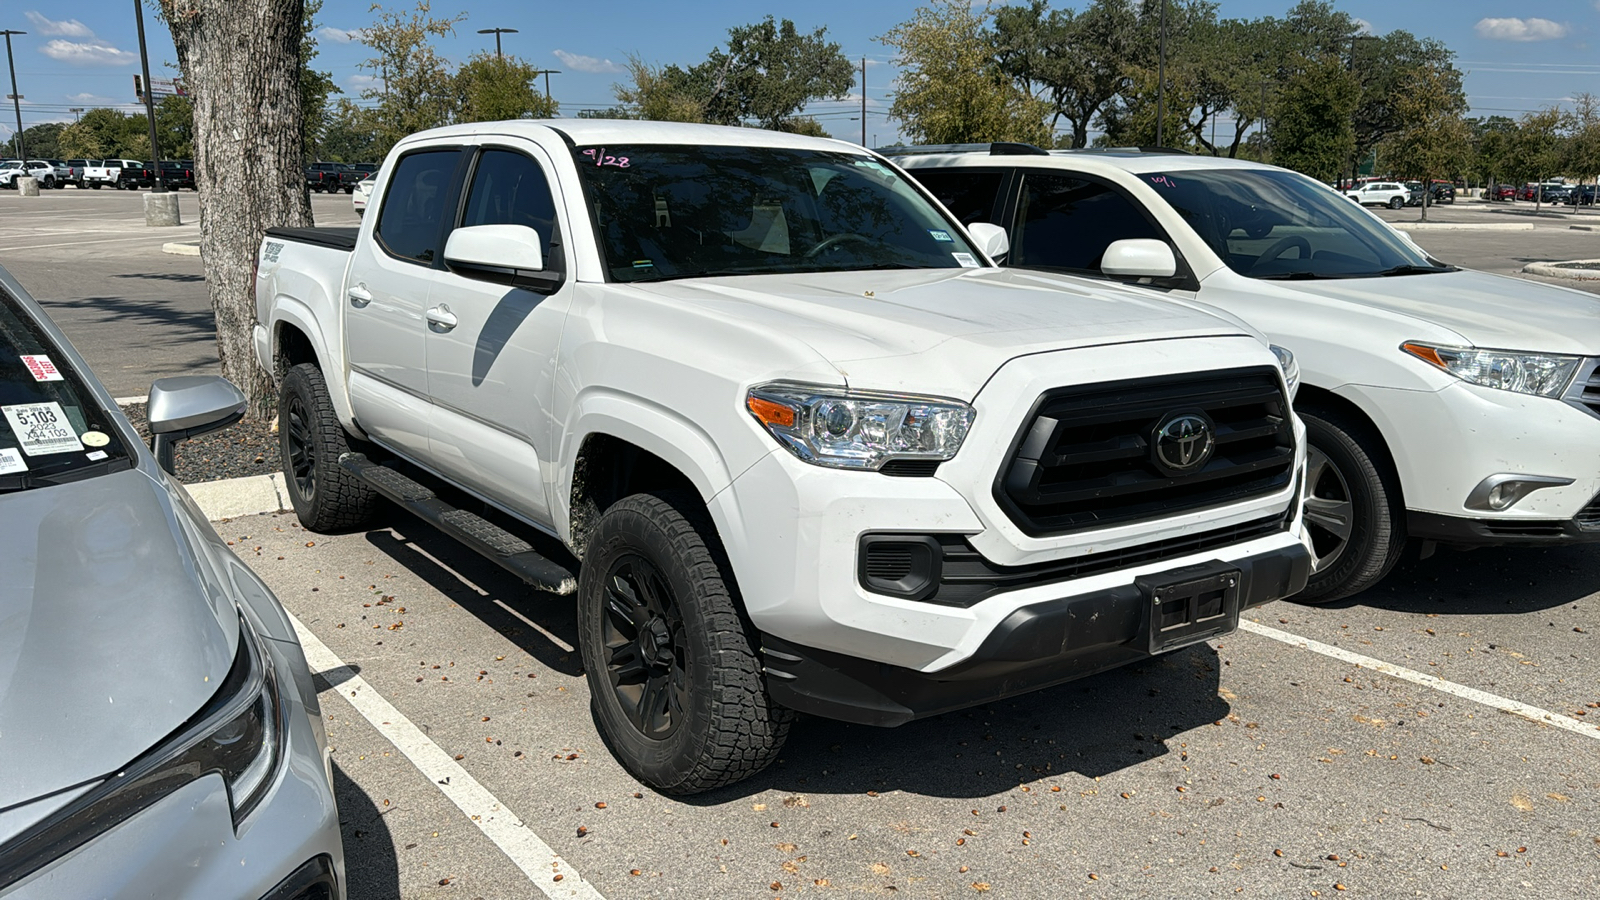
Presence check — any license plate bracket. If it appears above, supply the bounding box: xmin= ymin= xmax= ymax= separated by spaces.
xmin=1135 ymin=560 xmax=1242 ymax=655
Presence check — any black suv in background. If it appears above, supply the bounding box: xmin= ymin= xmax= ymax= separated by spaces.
xmin=158 ymin=160 xmax=196 ymax=190
xmin=304 ymin=161 xmax=359 ymax=193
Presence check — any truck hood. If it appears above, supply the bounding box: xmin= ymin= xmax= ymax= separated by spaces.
xmin=630 ymin=268 xmax=1247 ymax=398
xmin=1261 ymin=268 xmax=1600 ymax=356
xmin=0 ymin=467 xmax=238 ymax=836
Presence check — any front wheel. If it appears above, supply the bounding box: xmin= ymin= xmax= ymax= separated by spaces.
xmin=1295 ymin=409 xmax=1407 ymax=604
xmin=578 ymin=492 xmax=791 ymax=795
xmin=1388 ymin=196 xmax=1404 ymax=210
xmin=278 ymin=363 xmax=378 ymax=532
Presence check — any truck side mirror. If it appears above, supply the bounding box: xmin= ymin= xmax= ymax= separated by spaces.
xmin=1101 ymin=239 xmax=1177 ymax=278
xmin=444 ymin=224 xmax=563 ymax=294
xmin=966 ymin=222 xmax=1010 ymax=262
xmin=146 ymin=375 xmax=247 ymax=475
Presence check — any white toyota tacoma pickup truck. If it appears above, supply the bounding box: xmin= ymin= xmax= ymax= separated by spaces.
xmin=254 ymin=121 xmax=1311 ymax=793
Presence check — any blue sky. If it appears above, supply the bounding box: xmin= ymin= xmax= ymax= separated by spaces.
xmin=4 ymin=0 xmax=1600 ymax=150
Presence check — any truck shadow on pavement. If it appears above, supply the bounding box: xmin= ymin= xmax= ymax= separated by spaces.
xmin=1311 ymin=543 xmax=1600 ymax=616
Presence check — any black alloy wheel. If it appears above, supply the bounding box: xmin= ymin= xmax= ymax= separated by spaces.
xmin=277 ymin=363 xmax=377 ymax=532
xmin=283 ymin=388 xmax=317 ymax=505
xmin=600 ymin=556 xmax=690 ymax=739
xmin=1388 ymin=196 xmax=1404 ymax=210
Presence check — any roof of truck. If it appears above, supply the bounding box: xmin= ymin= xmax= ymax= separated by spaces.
xmin=403 ymin=119 xmax=872 ymax=156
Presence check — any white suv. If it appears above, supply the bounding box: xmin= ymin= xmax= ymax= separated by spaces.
xmin=0 ymin=160 xmax=57 ymax=189
xmin=1344 ymin=181 xmax=1409 ymax=209
xmin=898 ymin=146 xmax=1600 ymax=602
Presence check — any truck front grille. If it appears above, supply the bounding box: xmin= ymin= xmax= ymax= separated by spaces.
xmin=995 ymin=367 xmax=1294 ymax=536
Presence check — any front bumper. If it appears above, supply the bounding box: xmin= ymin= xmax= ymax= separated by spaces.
xmin=1407 ymin=509 xmax=1600 ymax=546
xmin=763 ymin=540 xmax=1311 ymax=726
xmin=3 ymin=632 xmax=344 ymax=900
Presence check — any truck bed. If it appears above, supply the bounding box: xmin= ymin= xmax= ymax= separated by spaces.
xmin=266 ymin=226 xmax=359 ymax=253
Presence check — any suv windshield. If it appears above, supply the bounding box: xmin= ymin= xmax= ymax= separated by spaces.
xmin=1 ymin=289 xmax=132 ymax=491
xmin=1147 ymin=168 xmax=1445 ymax=279
xmin=573 ymin=144 xmax=982 ymax=282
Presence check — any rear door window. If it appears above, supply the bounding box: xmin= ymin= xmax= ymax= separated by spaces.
xmin=908 ymin=170 xmax=1006 ymax=226
xmin=376 ymin=149 xmax=462 ymax=264
xmin=1012 ymin=173 xmax=1165 ymax=274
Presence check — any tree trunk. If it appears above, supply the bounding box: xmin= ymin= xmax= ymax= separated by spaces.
xmin=159 ymin=0 xmax=310 ymax=419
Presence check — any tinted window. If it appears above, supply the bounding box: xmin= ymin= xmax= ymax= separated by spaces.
xmin=909 ymin=170 xmax=1004 ymax=226
xmin=1012 ymin=174 xmax=1162 ymax=272
xmin=377 ymin=150 xmax=460 ymax=264
xmin=460 ymin=149 xmax=559 ymax=251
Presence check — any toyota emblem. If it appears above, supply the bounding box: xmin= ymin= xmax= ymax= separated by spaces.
xmin=1152 ymin=412 xmax=1215 ymax=475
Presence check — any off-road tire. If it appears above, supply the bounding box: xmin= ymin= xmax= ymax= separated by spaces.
xmin=1295 ymin=407 xmax=1407 ymax=604
xmin=279 ymin=362 xmax=378 ymax=532
xmin=578 ymin=491 xmax=792 ymax=795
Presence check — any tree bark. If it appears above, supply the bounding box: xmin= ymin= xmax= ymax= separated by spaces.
xmin=158 ymin=0 xmax=310 ymax=418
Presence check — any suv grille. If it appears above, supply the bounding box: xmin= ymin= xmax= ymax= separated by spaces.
xmin=996 ymin=367 xmax=1294 ymax=536
xmin=1575 ymin=493 xmax=1600 ymax=530
xmin=1568 ymin=360 xmax=1600 ymax=417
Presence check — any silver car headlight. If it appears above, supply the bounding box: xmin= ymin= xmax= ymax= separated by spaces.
xmin=1270 ymin=344 xmax=1300 ymax=399
xmin=1402 ymin=342 xmax=1580 ymax=397
xmin=746 ymin=382 xmax=975 ymax=470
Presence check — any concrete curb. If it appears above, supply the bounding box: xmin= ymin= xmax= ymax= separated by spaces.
xmin=186 ymin=472 xmax=289 ymax=520
xmin=161 ymin=241 xmax=201 ymax=256
xmin=1521 ymin=259 xmax=1600 ymax=280
xmin=1395 ymin=222 xmax=1538 ymax=232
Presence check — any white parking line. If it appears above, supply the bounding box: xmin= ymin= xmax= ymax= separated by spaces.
xmin=288 ymin=613 xmax=607 ymax=899
xmin=1240 ymin=620 xmax=1600 ymax=741
xmin=0 ymin=233 xmax=198 ymax=253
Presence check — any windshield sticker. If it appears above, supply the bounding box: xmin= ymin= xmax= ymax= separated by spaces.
xmin=86 ymin=450 xmax=108 ymax=461
xmin=0 ymin=448 xmax=26 ymax=474
xmin=928 ymin=229 xmax=953 ymax=242
xmin=951 ymin=252 xmax=980 ymax=268
xmin=82 ymin=430 xmax=110 ymax=447
xmin=4 ymin=402 xmax=84 ymax=456
xmin=632 ymin=260 xmax=654 ymax=269
xmin=581 ymin=148 xmax=630 ymax=168
xmin=1148 ymin=175 xmax=1177 ymax=189
xmin=18 ymin=354 xmax=63 ymax=382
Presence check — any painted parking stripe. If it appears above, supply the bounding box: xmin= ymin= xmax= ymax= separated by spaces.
xmin=288 ymin=613 xmax=607 ymax=899
xmin=1240 ymin=620 xmax=1600 ymax=741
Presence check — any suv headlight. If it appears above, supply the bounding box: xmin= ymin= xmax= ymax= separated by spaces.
xmin=746 ymin=382 xmax=975 ymax=470
xmin=1270 ymin=344 xmax=1299 ymax=399
xmin=1402 ymin=342 xmax=1580 ymax=397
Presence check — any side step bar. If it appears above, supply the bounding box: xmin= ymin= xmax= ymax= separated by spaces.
xmin=339 ymin=453 xmax=578 ymax=595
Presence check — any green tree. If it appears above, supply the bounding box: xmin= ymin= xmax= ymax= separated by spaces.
xmin=992 ymin=0 xmax=1136 ymax=148
xmin=454 ymin=52 xmax=559 ymax=123
xmin=1563 ymin=93 xmax=1600 ymax=186
xmin=358 ymin=0 xmax=465 ymax=157
xmin=1469 ymin=115 xmax=1519 ymax=190
xmin=1271 ymin=53 xmax=1358 ymax=180
xmin=1511 ymin=107 xmax=1567 ymax=212
xmin=698 ymin=17 xmax=854 ymax=131
xmin=612 ymin=54 xmax=708 ymax=122
xmin=15 ymin=123 xmax=64 ymax=158
xmin=1380 ymin=62 xmax=1470 ymax=219
xmin=880 ymin=0 xmax=1050 ymax=146
xmin=56 ymin=108 xmax=150 ymax=159
xmin=155 ymin=95 xmax=196 ymax=159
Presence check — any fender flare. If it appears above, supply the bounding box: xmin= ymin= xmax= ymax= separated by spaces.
xmin=269 ymin=299 xmax=358 ymax=432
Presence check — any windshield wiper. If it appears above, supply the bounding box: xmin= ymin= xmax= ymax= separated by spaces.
xmin=1372 ymin=263 xmax=1455 ymax=277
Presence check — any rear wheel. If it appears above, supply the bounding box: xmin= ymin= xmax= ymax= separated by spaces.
xmin=1388 ymin=196 xmax=1404 ymax=210
xmin=278 ymin=363 xmax=378 ymax=532
xmin=578 ymin=492 xmax=791 ymax=795
xmin=1295 ymin=408 xmax=1407 ymax=604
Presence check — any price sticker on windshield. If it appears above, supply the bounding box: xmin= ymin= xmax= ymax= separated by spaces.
xmin=19 ymin=354 xmax=63 ymax=382
xmin=3 ymin=402 xmax=84 ymax=456
xmin=0 ymin=447 xmax=26 ymax=474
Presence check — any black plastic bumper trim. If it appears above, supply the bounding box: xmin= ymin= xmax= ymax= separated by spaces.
xmin=763 ymin=541 xmax=1311 ymax=727
xmin=1407 ymin=510 xmax=1600 ymax=546
xmin=261 ymin=854 xmax=340 ymax=900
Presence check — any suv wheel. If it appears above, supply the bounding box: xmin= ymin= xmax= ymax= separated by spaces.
xmin=1295 ymin=408 xmax=1406 ymax=604
xmin=578 ymin=492 xmax=792 ymax=795
xmin=278 ymin=363 xmax=378 ymax=531
xmin=1388 ymin=196 xmax=1404 ymax=210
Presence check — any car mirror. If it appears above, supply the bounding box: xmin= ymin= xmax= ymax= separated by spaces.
xmin=966 ymin=222 xmax=1010 ymax=261
xmin=1101 ymin=239 xmax=1177 ymax=278
xmin=444 ymin=224 xmax=563 ymax=293
xmin=146 ymin=375 xmax=247 ymax=475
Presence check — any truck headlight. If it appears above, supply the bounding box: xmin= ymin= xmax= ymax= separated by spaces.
xmin=1270 ymin=344 xmax=1299 ymax=399
xmin=1402 ymin=342 xmax=1580 ymax=397
xmin=746 ymin=382 xmax=974 ymax=470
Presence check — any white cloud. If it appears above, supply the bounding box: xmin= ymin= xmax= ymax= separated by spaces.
xmin=346 ymin=74 xmax=380 ymax=91
xmin=1352 ymin=17 xmax=1374 ymax=35
xmin=1474 ymin=17 xmax=1569 ymax=41
xmin=65 ymin=92 xmax=118 ymax=105
xmin=317 ymin=26 xmax=365 ymax=44
xmin=39 ymin=40 xmax=140 ymax=66
xmin=553 ymin=49 xmax=624 ymax=74
xmin=24 ymin=11 xmax=94 ymax=38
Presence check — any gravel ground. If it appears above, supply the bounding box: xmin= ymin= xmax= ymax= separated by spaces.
xmin=121 ymin=401 xmax=282 ymax=483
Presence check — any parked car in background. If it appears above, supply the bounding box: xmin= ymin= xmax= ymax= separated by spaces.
xmin=1566 ymin=185 xmax=1597 ymax=206
xmin=304 ymin=161 xmax=350 ymax=193
xmin=158 ymin=159 xmax=197 ymax=190
xmin=0 ymin=264 xmax=345 ymax=899
xmin=62 ymin=159 xmax=91 ymax=188
xmin=1488 ymin=183 xmax=1517 ymax=201
xmin=1344 ymin=180 xmax=1409 ymax=209
xmin=350 ymin=171 xmax=374 ymax=215
xmin=1517 ymin=182 xmax=1569 ymax=203
xmin=899 ymin=144 xmax=1600 ymax=603
xmin=82 ymin=159 xmax=144 ymax=190
xmin=1403 ymin=181 xmax=1455 ymax=207
xmin=0 ymin=160 xmax=59 ymax=189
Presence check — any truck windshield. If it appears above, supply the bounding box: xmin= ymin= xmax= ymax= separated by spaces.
xmin=0 ymin=289 xmax=133 ymax=492
xmin=1145 ymin=168 xmax=1446 ymax=279
xmin=573 ymin=144 xmax=983 ymax=282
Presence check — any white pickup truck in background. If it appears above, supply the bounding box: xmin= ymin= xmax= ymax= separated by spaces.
xmin=254 ymin=120 xmax=1311 ymax=794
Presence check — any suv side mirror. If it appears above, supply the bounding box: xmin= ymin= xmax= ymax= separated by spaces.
xmin=443 ymin=224 xmax=563 ymax=293
xmin=966 ymin=222 xmax=1010 ymax=261
xmin=1101 ymin=239 xmax=1177 ymax=278
xmin=146 ymin=375 xmax=247 ymax=475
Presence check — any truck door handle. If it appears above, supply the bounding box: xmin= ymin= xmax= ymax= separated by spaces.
xmin=426 ymin=304 xmax=458 ymax=331
xmin=347 ymin=286 xmax=372 ymax=307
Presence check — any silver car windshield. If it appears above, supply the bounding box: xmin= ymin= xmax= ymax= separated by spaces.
xmin=0 ymin=291 xmax=132 ymax=491
xmin=1146 ymin=168 xmax=1447 ymax=279
xmin=574 ymin=145 xmax=983 ymax=283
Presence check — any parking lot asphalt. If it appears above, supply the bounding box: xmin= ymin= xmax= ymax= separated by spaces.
xmin=219 ymin=512 xmax=1600 ymax=899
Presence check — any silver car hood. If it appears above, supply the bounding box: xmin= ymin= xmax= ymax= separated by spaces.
xmin=0 ymin=467 xmax=239 ymax=819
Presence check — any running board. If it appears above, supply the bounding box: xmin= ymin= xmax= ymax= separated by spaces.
xmin=339 ymin=453 xmax=578 ymax=595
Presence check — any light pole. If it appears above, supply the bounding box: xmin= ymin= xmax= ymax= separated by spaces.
xmin=132 ymin=0 xmax=164 ymax=192
xmin=69 ymin=106 xmax=84 ymax=122
xmin=477 ymin=27 xmax=517 ymax=61
xmin=1154 ymin=0 xmax=1168 ymax=147
xmin=860 ymin=57 xmax=867 ymax=147
xmin=1 ymin=29 xmax=25 ymax=159
xmin=531 ymin=69 xmax=561 ymax=101
xmin=1257 ymin=80 xmax=1274 ymax=163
